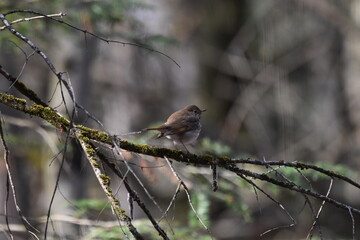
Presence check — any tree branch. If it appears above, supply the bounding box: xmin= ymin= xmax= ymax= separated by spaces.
xmin=1 ymin=92 xmax=360 ymax=219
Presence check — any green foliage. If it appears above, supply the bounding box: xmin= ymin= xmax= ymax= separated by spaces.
xmin=142 ymin=34 xmax=179 ymax=47
xmin=4 ymin=131 xmax=52 ymax=169
xmin=167 ymin=226 xmax=213 ymax=240
xmin=85 ymin=0 xmax=141 ymax=24
xmin=185 ymin=172 xmax=252 ymax=224
xmin=267 ymin=162 xmax=357 ymax=185
xmin=259 ymin=161 xmax=358 ymax=199
xmin=86 ymin=226 xmax=125 ymax=240
xmin=314 ymin=162 xmax=357 ymax=180
xmin=85 ymin=219 xmax=213 ymax=240
xmin=188 ymin=191 xmax=210 ymax=228
xmin=269 ymin=166 xmax=302 ymax=185
xmin=213 ymin=179 xmax=252 ymax=223
xmin=0 ymin=0 xmax=160 ymax=51
xmin=201 ymin=137 xmax=232 ymax=155
xmin=266 ymin=180 xmax=282 ymax=196
xmin=71 ymin=199 xmax=111 ymax=217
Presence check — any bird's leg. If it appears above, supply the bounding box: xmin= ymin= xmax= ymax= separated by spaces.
xmin=180 ymin=140 xmax=190 ymax=153
xmin=172 ymin=140 xmax=191 ymax=153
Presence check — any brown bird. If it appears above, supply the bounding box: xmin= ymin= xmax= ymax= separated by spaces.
xmin=144 ymin=105 xmax=206 ymax=151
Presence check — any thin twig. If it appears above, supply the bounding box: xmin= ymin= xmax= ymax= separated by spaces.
xmin=0 ymin=65 xmax=49 ymax=107
xmin=262 ymin=157 xmax=295 ymax=184
xmin=0 ymin=14 xmax=75 ymax=118
xmin=211 ymin=164 xmax=218 ymax=192
xmin=306 ymin=178 xmax=333 ymax=239
xmin=0 ymin=116 xmax=40 ymax=240
xmin=302 ymin=194 xmax=323 ymax=239
xmin=163 ymin=156 xmax=212 ymax=237
xmin=112 ymin=139 xmax=169 ymax=224
xmin=6 ymin=42 xmax=36 ymax=92
xmin=4 ymin=175 xmax=13 ymax=240
xmin=224 ymin=164 xmax=360 ymax=215
xmin=0 ymin=13 xmax=65 ymax=31
xmin=159 ymin=182 xmax=182 ymax=222
xmin=128 ymin=193 xmax=134 ymax=220
xmin=295 ymin=168 xmax=313 ymax=190
xmin=252 ymin=185 xmax=262 ymax=215
xmin=348 ymin=207 xmax=356 ymax=240
xmin=3 ymin=10 xmax=181 ymax=68
xmin=238 ymin=175 xmax=296 ymax=236
xmin=232 ymin=158 xmax=360 ymax=189
xmin=44 ymin=126 xmax=72 ymax=240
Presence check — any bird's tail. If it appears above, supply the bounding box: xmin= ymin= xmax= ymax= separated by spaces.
xmin=142 ymin=126 xmax=166 ymax=139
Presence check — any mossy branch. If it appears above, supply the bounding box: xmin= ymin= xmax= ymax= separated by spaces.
xmin=76 ymin=132 xmax=144 ymax=240
xmin=1 ymin=92 xmax=360 ymax=218
xmin=0 ymin=65 xmax=50 ymax=107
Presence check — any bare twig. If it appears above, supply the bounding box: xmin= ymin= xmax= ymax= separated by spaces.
xmin=43 ymin=126 xmax=72 ymax=240
xmin=306 ymin=178 xmax=333 ymax=239
xmin=348 ymin=206 xmax=356 ymax=240
xmin=302 ymin=194 xmax=323 ymax=239
xmin=163 ymin=156 xmax=212 ymax=236
xmin=0 ymin=13 xmax=65 ymax=31
xmin=3 ymin=10 xmax=181 ymax=68
xmin=0 ymin=116 xmax=40 ymax=240
xmin=6 ymin=42 xmax=36 ymax=92
xmin=211 ymin=164 xmax=218 ymax=192
xmin=112 ymin=139 xmax=170 ymax=221
xmin=0 ymin=13 xmax=76 ymax=118
xmin=0 ymin=65 xmax=49 ymax=107
xmin=128 ymin=193 xmax=134 ymax=220
xmin=4 ymin=175 xmax=13 ymax=240
xmin=232 ymin=158 xmax=360 ymax=190
xmin=159 ymin=182 xmax=182 ymax=222
xmin=237 ymin=175 xmax=296 ymax=236
xmin=224 ymin=164 xmax=360 ymax=215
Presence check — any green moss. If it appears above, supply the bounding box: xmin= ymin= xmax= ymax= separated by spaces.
xmin=78 ymin=125 xmax=112 ymax=144
xmin=2 ymin=93 xmax=229 ymax=170
xmin=113 ymin=198 xmax=120 ymax=205
xmin=99 ymin=174 xmax=111 ymax=186
xmin=0 ymin=94 xmax=71 ymax=130
xmin=0 ymin=94 xmax=27 ymax=109
xmin=13 ymin=80 xmax=45 ymax=105
xmin=114 ymin=207 xmax=127 ymax=216
xmin=78 ymin=135 xmax=90 ymax=143
xmin=90 ymin=159 xmax=100 ymax=168
xmin=26 ymin=104 xmax=70 ymax=129
xmin=86 ymin=147 xmax=96 ymax=156
xmin=199 ymin=154 xmax=215 ymax=164
xmin=296 ymin=163 xmax=306 ymax=170
xmin=218 ymin=156 xmax=231 ymax=162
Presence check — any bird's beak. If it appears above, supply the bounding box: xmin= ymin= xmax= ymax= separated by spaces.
xmin=201 ymin=109 xmax=207 ymax=112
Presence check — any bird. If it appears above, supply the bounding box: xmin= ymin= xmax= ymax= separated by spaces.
xmin=143 ymin=105 xmax=206 ymax=151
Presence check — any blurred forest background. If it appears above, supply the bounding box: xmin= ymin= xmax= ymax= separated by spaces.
xmin=1 ymin=0 xmax=360 ymax=239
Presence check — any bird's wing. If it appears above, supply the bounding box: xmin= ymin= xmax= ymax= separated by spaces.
xmin=164 ymin=116 xmax=199 ymax=135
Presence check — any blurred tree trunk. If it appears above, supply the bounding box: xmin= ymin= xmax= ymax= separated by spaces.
xmin=343 ymin=1 xmax=360 ymax=168
xmin=69 ymin=37 xmax=98 ymax=200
